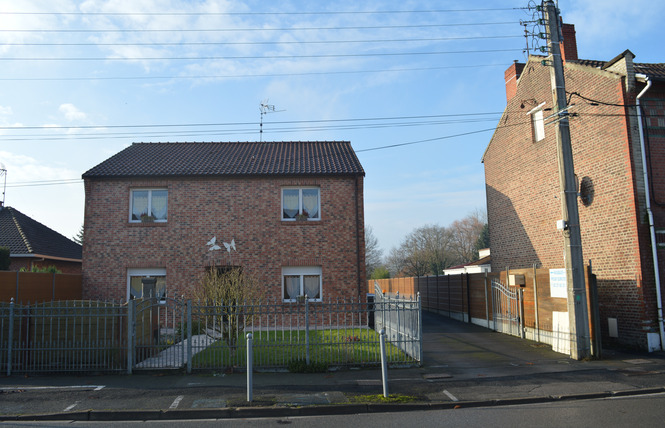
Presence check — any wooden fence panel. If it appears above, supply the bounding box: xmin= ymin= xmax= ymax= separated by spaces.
xmin=0 ymin=272 xmax=83 ymax=303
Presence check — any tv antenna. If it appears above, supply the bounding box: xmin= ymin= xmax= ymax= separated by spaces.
xmin=0 ymin=162 xmax=6 ymax=208
xmin=259 ymin=99 xmax=285 ymax=141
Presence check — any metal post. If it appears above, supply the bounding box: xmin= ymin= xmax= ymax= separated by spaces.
xmin=186 ymin=300 xmax=192 ymax=374
xmin=246 ymin=333 xmax=253 ymax=403
xmin=533 ymin=265 xmax=540 ymax=343
xmin=379 ymin=328 xmax=389 ymax=397
xmin=304 ymin=297 xmax=310 ymax=365
xmin=127 ymin=299 xmax=133 ymax=375
xmin=7 ymin=298 xmax=14 ymax=376
xmin=543 ymin=0 xmax=591 ymax=360
xmin=417 ymin=292 xmax=423 ymax=363
xmin=484 ymin=272 xmax=490 ymax=329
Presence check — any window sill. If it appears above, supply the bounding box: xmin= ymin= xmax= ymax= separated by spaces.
xmin=281 ymin=219 xmax=323 ymax=226
xmin=128 ymin=221 xmax=168 ymax=227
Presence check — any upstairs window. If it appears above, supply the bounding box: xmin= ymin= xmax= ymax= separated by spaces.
xmin=130 ymin=189 xmax=168 ymax=223
xmin=528 ymin=102 xmax=546 ymax=143
xmin=282 ymin=187 xmax=320 ymax=221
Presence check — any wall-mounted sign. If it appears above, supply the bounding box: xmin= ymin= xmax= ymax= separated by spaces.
xmin=549 ymin=268 xmax=567 ymax=298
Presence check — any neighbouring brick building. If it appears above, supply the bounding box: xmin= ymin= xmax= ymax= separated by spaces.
xmin=0 ymin=205 xmax=82 ymax=274
xmin=482 ymin=23 xmax=665 ymax=351
xmin=82 ymin=141 xmax=366 ymax=303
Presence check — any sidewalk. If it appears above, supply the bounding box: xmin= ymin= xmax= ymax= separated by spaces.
xmin=1 ymin=311 xmax=664 ymax=421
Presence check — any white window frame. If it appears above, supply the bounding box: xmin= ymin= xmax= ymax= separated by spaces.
xmin=130 ymin=188 xmax=168 ymax=223
xmin=528 ymin=102 xmax=546 ymax=142
xmin=282 ymin=266 xmax=322 ymax=302
xmin=281 ymin=187 xmax=321 ymax=221
xmin=127 ymin=268 xmax=167 ymax=301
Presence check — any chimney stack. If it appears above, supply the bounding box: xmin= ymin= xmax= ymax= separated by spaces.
xmin=560 ymin=23 xmax=578 ymax=63
xmin=504 ymin=60 xmax=525 ymax=102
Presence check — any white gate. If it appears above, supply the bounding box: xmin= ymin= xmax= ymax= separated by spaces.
xmin=491 ymin=279 xmax=523 ymax=338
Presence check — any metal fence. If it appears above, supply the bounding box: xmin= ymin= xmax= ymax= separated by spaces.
xmin=1 ymin=295 xmax=422 ymax=375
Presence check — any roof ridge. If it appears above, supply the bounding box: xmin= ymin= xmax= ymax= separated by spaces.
xmin=10 ymin=208 xmax=33 ymax=254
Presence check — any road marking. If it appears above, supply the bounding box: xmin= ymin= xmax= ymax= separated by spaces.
xmin=0 ymin=385 xmax=105 ymax=392
xmin=63 ymin=401 xmax=80 ymax=412
xmin=170 ymin=395 xmax=185 ymax=409
xmin=443 ymin=390 xmax=459 ymax=402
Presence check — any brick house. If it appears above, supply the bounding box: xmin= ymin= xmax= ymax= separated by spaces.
xmin=482 ymin=23 xmax=665 ymax=351
xmin=81 ymin=141 xmax=366 ymax=303
xmin=0 ymin=205 xmax=82 ymax=274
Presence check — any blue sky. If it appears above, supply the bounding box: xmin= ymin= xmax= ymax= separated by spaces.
xmin=1 ymin=0 xmax=663 ymax=254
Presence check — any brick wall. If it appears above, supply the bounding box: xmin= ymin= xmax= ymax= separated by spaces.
xmin=483 ymin=58 xmax=664 ymax=349
xmin=82 ymin=175 xmax=366 ymax=302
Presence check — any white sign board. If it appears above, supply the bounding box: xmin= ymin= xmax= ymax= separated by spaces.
xmin=549 ymin=268 xmax=567 ymax=298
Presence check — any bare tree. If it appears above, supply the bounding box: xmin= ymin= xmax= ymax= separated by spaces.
xmin=364 ymin=225 xmax=383 ymax=278
xmin=449 ymin=210 xmax=487 ymax=263
xmin=389 ymin=224 xmax=455 ymax=277
xmin=194 ymin=267 xmax=265 ymax=351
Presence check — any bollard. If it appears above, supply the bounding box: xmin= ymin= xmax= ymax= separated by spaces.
xmin=246 ymin=333 xmax=253 ymax=403
xmin=379 ymin=328 xmax=389 ymax=398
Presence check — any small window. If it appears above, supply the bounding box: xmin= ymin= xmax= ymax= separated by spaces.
xmin=130 ymin=189 xmax=168 ymax=222
xmin=282 ymin=187 xmax=320 ymax=221
xmin=127 ymin=268 xmax=166 ymax=300
xmin=528 ymin=103 xmax=546 ymax=143
xmin=282 ymin=266 xmax=322 ymax=302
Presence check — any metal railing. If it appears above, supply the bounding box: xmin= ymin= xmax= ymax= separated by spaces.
xmin=1 ymin=295 xmax=422 ymax=375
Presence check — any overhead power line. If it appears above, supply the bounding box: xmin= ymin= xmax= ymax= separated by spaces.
xmin=0 ymin=8 xmax=525 ymax=17
xmin=0 ymin=48 xmax=522 ymax=61
xmin=0 ymin=21 xmax=519 ymax=33
xmin=1 ymin=34 xmax=522 ymax=47
xmin=0 ymin=63 xmax=506 ymax=82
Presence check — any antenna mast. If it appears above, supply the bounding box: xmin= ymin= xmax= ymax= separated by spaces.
xmin=259 ymin=100 xmax=285 ymax=142
xmin=0 ymin=162 xmax=6 ymax=208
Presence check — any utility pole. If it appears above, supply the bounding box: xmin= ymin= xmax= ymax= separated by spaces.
xmin=543 ymin=0 xmax=591 ymax=360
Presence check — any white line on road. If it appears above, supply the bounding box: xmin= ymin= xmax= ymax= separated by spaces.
xmin=170 ymin=395 xmax=185 ymax=409
xmin=63 ymin=401 xmax=80 ymax=412
xmin=0 ymin=385 xmax=105 ymax=392
xmin=443 ymin=390 xmax=459 ymax=402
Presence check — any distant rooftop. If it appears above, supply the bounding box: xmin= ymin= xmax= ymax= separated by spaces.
xmin=0 ymin=206 xmax=82 ymax=261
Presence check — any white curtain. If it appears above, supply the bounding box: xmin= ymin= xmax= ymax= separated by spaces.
xmin=284 ymin=275 xmax=300 ymax=299
xmin=283 ymin=189 xmax=299 ymax=219
xmin=303 ymin=275 xmax=320 ymax=299
xmin=131 ymin=191 xmax=149 ymax=220
xmin=302 ymin=189 xmax=319 ymax=219
xmin=151 ymin=190 xmax=168 ymax=220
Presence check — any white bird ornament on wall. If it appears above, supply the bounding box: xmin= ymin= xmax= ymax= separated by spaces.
xmin=206 ymin=236 xmax=222 ymax=251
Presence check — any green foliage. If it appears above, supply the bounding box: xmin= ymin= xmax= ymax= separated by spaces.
xmin=176 ymin=319 xmax=206 ymax=337
xmin=0 ymin=246 xmax=10 ymax=270
xmin=73 ymin=224 xmax=84 ymax=245
xmin=351 ymin=394 xmax=418 ymax=404
xmin=19 ymin=265 xmax=62 ymax=273
xmin=370 ymin=266 xmax=390 ymax=279
xmin=287 ymin=359 xmax=329 ymax=373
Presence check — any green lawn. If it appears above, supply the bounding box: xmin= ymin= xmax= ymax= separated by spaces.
xmin=192 ymin=327 xmax=411 ymax=369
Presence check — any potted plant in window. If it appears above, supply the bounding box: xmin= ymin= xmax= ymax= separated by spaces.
xmin=140 ymin=212 xmax=156 ymax=223
xmin=295 ymin=210 xmax=309 ymax=221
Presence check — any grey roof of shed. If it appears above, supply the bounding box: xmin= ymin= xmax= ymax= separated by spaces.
xmin=83 ymin=141 xmax=365 ymax=178
xmin=0 ymin=206 xmax=82 ymax=260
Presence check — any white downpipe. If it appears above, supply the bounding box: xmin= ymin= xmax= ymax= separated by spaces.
xmin=636 ymin=74 xmax=665 ymax=351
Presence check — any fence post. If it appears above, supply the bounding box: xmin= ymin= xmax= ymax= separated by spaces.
xmin=246 ymin=333 xmax=253 ymax=403
xmin=484 ymin=273 xmax=490 ymax=329
xmin=6 ymin=298 xmax=14 ymax=376
xmin=533 ymin=265 xmax=540 ymax=343
xmin=127 ymin=299 xmax=134 ymax=375
xmin=305 ymin=297 xmax=310 ymax=365
xmin=186 ymin=300 xmax=192 ymax=374
xmin=417 ymin=292 xmax=423 ymax=363
xmin=379 ymin=328 xmax=389 ymax=397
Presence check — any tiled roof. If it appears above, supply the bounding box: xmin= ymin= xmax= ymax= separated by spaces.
xmin=83 ymin=141 xmax=365 ymax=178
xmin=573 ymin=59 xmax=665 ymax=80
xmin=0 ymin=206 xmax=82 ymax=260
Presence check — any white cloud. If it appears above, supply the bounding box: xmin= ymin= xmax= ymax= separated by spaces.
xmin=0 ymin=106 xmax=13 ymax=116
xmin=59 ymin=103 xmax=87 ymax=121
